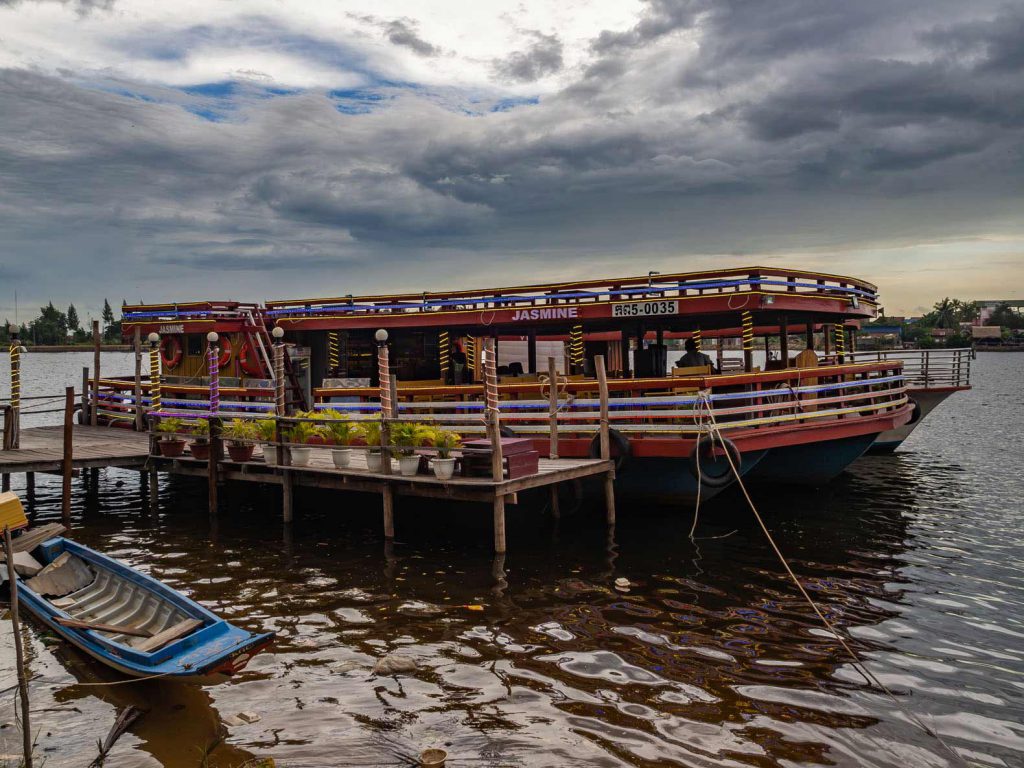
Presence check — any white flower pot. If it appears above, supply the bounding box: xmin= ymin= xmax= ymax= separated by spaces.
xmin=290 ymin=447 xmax=312 ymax=467
xmin=263 ymin=445 xmax=278 ymax=466
xmin=366 ymin=451 xmax=384 ymax=472
xmin=332 ymin=448 xmax=352 ymax=469
xmin=398 ymin=455 xmax=421 ymax=477
xmin=433 ymin=457 xmax=456 ymax=480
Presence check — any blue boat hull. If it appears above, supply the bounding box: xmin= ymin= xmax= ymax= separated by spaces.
xmin=746 ymin=433 xmax=879 ymax=486
xmin=611 ymin=449 xmax=768 ymax=506
xmin=16 ymin=538 xmax=273 ymax=682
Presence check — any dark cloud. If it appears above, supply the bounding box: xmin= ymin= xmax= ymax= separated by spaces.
xmin=492 ymin=31 xmax=563 ymax=82
xmin=383 ymin=18 xmax=440 ymax=57
xmin=1 ymin=0 xmax=1023 ymax=309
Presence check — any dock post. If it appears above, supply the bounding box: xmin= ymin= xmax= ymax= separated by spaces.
xmin=62 ymin=386 xmax=74 ymax=525
xmin=493 ymin=494 xmax=506 ymax=554
xmin=1 ymin=475 xmax=8 ymax=492
xmin=382 ymin=484 xmax=395 ymax=539
xmin=91 ymin=319 xmax=100 ymax=426
xmin=81 ymin=366 xmax=89 ymax=423
xmin=484 ymin=339 xmax=507 ymax=553
xmin=133 ymin=327 xmax=143 ymax=430
xmin=376 ymin=330 xmax=393 ymax=477
xmin=595 ymin=355 xmax=616 ymax=525
xmin=208 ymin=417 xmax=221 ymax=518
xmin=8 ymin=325 xmax=22 ymax=448
xmin=547 ymin=357 xmax=559 ymax=459
xmin=3 ymin=526 xmax=33 ymax=768
xmin=25 ymin=472 xmax=35 ymax=504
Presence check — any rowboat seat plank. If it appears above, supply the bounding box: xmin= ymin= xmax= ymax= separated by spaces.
xmin=25 ymin=552 xmax=94 ymax=597
xmin=54 ymin=616 xmax=153 ymax=638
xmin=132 ymin=618 xmax=203 ymax=652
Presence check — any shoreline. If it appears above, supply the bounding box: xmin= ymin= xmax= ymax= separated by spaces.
xmin=18 ymin=345 xmax=132 ymax=353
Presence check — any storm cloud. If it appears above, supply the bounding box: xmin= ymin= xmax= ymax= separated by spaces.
xmin=0 ymin=0 xmax=1022 ymax=318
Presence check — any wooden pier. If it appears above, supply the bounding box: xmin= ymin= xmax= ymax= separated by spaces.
xmin=0 ymin=346 xmax=619 ymax=553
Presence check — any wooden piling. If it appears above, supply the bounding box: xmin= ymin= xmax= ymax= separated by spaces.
xmin=81 ymin=366 xmax=89 ymax=423
xmin=493 ymin=494 xmax=507 ymax=554
xmin=3 ymin=525 xmax=34 ymax=768
xmin=595 ymin=355 xmax=616 ymax=525
xmin=547 ymin=357 xmax=559 ymax=459
xmin=62 ymin=386 xmax=74 ymax=525
xmin=208 ymin=417 xmax=221 ymax=517
xmin=382 ymin=484 xmax=395 ymax=539
xmin=91 ymin=320 xmax=100 ymax=427
xmin=133 ymin=327 xmax=143 ymax=431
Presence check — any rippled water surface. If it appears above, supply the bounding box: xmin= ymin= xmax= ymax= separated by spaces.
xmin=1 ymin=352 xmax=1022 ymax=767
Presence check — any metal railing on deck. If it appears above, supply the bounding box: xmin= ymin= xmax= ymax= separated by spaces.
xmin=845 ymin=348 xmax=971 ymax=389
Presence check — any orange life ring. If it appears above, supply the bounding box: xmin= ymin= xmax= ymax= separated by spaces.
xmin=217 ymin=335 xmax=233 ymax=369
xmin=160 ymin=336 xmax=183 ymax=369
xmin=238 ymin=338 xmax=263 ymax=377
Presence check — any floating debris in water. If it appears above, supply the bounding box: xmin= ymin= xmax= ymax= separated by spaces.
xmin=372 ymin=653 xmax=418 ymax=676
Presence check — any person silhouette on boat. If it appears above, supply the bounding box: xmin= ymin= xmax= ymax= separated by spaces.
xmin=674 ymin=338 xmax=718 ymax=373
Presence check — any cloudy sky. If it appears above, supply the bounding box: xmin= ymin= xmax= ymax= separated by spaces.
xmin=1 ymin=0 xmax=1022 ymax=322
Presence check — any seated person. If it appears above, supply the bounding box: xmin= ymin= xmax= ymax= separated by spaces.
xmin=674 ymin=339 xmax=719 ymax=373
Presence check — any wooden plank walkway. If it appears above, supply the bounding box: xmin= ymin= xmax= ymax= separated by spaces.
xmin=0 ymin=426 xmax=150 ymax=474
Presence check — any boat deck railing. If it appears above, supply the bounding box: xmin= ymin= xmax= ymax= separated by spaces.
xmin=845 ymin=348 xmax=971 ymax=389
xmin=263 ymin=266 xmax=879 ymax=320
xmin=313 ymin=361 xmax=908 ymax=439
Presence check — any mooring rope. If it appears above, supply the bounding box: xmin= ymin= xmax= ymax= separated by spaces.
xmin=694 ymin=393 xmax=973 ymax=768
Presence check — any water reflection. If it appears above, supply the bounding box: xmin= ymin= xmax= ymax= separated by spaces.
xmin=1 ymin=355 xmax=1022 ymax=766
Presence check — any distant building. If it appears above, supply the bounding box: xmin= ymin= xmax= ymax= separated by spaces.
xmin=978 ymin=300 xmax=1024 ymax=325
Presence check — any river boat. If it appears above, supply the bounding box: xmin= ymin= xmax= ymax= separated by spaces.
xmin=2 ymin=493 xmax=273 ymax=682
xmin=257 ymin=266 xmax=913 ymax=502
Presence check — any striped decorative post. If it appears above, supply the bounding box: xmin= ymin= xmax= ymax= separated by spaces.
xmin=376 ymin=330 xmax=393 ymax=420
xmin=8 ymin=326 xmax=21 ymax=448
xmin=569 ymin=324 xmax=585 ymax=371
xmin=147 ymin=332 xmax=162 ymax=415
xmin=741 ymin=311 xmax=755 ymax=372
xmin=207 ymin=332 xmax=220 ymax=415
xmin=438 ymin=330 xmax=450 ymax=383
xmin=271 ymin=326 xmax=286 ymax=416
xmin=834 ymin=323 xmax=846 ymax=363
xmin=465 ymin=335 xmax=477 ymax=382
xmin=327 ymin=331 xmax=339 ymax=373
xmin=693 ymin=327 xmax=703 ymax=352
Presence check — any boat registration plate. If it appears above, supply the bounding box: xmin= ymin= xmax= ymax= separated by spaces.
xmin=611 ymin=300 xmax=678 ymax=318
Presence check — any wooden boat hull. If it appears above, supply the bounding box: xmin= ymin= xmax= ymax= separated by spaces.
xmin=15 ymin=537 xmax=274 ymax=682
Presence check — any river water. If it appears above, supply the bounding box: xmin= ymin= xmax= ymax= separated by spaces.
xmin=1 ymin=352 xmax=1021 ymax=767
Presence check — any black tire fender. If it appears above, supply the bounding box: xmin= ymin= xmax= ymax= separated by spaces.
xmin=907 ymin=398 xmax=922 ymax=425
xmin=689 ymin=435 xmax=741 ymax=489
xmin=589 ymin=428 xmax=631 ymax=473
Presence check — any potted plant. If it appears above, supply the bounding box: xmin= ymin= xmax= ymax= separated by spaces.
xmin=223 ymin=419 xmax=258 ymax=462
xmin=363 ymin=421 xmax=386 ymax=472
xmin=285 ymin=420 xmax=317 ymax=466
xmin=323 ymin=416 xmax=365 ymax=469
xmin=155 ymin=417 xmax=187 ymax=457
xmin=188 ymin=418 xmax=211 ymax=460
xmin=303 ymin=410 xmax=334 ymax=445
xmin=255 ymin=418 xmax=278 ymax=465
xmin=431 ymin=429 xmax=461 ymax=480
xmin=391 ymin=422 xmax=432 ymax=477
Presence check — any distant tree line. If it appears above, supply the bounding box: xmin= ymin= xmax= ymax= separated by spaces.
xmin=869 ymin=297 xmax=1023 ymax=347
xmin=0 ymin=299 xmax=125 ymax=346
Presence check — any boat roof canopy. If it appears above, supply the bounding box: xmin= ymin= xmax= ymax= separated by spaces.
xmin=265 ymin=266 xmax=878 ymax=333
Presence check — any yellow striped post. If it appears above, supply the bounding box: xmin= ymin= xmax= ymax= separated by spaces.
xmin=741 ymin=311 xmax=755 ymax=371
xmin=438 ymin=330 xmax=450 ymax=382
xmin=327 ymin=332 xmax=339 ymax=372
xmin=833 ymin=323 xmax=846 ymax=362
xmin=569 ymin=324 xmax=585 ymax=370
xmin=8 ymin=330 xmax=21 ymax=448
xmin=693 ymin=327 xmax=703 ymax=352
xmin=465 ymin=336 xmax=476 ymax=382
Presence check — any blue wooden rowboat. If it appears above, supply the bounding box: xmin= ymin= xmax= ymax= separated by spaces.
xmin=11 ymin=534 xmax=274 ymax=682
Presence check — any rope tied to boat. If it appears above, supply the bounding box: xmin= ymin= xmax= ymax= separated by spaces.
xmin=691 ymin=393 xmax=975 ymax=768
